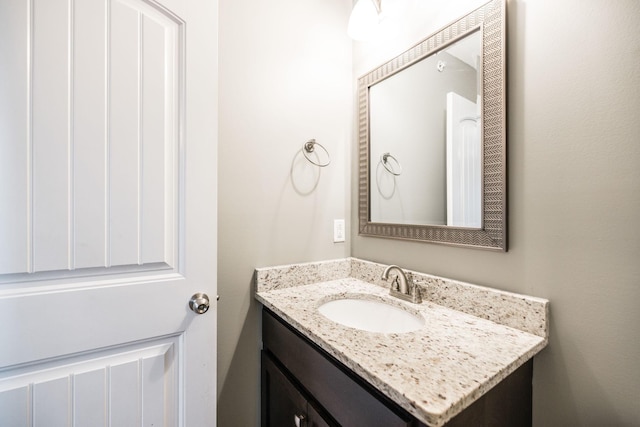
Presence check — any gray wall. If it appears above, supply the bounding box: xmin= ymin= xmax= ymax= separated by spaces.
xmin=353 ymin=0 xmax=640 ymax=425
xmin=219 ymin=0 xmax=640 ymax=425
xmin=217 ymin=0 xmax=352 ymax=425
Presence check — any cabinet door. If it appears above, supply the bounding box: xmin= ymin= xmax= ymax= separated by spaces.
xmin=263 ymin=352 xmax=334 ymax=427
xmin=262 ymin=352 xmax=307 ymax=427
xmin=307 ymin=403 xmax=332 ymax=427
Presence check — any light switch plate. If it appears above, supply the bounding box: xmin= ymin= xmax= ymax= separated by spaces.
xmin=333 ymin=219 xmax=345 ymax=243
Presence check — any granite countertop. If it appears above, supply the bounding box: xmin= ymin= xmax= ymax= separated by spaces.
xmin=255 ymin=258 xmax=549 ymax=427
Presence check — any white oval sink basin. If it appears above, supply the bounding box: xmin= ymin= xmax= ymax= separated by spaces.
xmin=318 ymin=297 xmax=424 ymax=333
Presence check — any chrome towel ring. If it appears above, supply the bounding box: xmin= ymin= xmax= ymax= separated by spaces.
xmin=302 ymin=139 xmax=331 ymax=167
xmin=380 ymin=152 xmax=402 ymax=176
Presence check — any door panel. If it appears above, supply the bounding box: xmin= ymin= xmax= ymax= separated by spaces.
xmin=31 ymin=0 xmax=70 ymax=273
xmin=0 ymin=337 xmax=179 ymax=426
xmin=74 ymin=0 xmax=108 ymax=270
xmin=1 ymin=0 xmax=182 ymax=277
xmin=0 ymin=0 xmax=30 ymax=275
xmin=0 ymin=0 xmax=217 ymax=424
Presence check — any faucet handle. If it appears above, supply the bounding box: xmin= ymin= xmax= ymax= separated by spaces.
xmin=404 ymin=272 xmax=414 ymax=285
xmin=410 ymin=283 xmax=422 ymax=304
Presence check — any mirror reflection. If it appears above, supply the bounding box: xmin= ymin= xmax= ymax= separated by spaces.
xmin=357 ymin=0 xmax=506 ymax=250
xmin=369 ymin=30 xmax=481 ymax=227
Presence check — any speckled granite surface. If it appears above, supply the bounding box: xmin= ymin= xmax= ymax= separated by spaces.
xmin=255 ymin=258 xmax=549 ymax=427
xmin=256 ymin=257 xmax=548 ymax=337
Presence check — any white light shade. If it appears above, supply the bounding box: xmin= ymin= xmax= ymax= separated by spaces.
xmin=347 ymin=0 xmax=380 ymax=41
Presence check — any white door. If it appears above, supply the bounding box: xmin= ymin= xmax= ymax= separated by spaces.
xmin=0 ymin=0 xmax=217 ymax=425
xmin=446 ymin=92 xmax=481 ymax=228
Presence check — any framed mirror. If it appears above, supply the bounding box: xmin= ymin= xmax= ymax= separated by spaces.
xmin=358 ymin=0 xmax=507 ymax=251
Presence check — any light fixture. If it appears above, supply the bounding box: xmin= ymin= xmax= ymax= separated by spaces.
xmin=347 ymin=0 xmax=382 ymax=41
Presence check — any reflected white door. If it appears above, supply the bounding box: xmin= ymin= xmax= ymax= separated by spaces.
xmin=446 ymin=92 xmax=481 ymax=228
xmin=0 ymin=0 xmax=217 ymax=425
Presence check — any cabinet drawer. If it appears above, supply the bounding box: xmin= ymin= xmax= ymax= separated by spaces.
xmin=262 ymin=309 xmax=417 ymax=427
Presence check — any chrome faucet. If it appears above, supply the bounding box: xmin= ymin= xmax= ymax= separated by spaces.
xmin=381 ymin=265 xmax=422 ymax=304
xmin=381 ymin=265 xmax=409 ymax=293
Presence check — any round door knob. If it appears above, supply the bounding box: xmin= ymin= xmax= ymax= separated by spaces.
xmin=189 ymin=293 xmax=210 ymax=314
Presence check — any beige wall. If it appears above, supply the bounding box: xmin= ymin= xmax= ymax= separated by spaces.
xmin=353 ymin=0 xmax=640 ymax=425
xmin=219 ymin=0 xmax=640 ymax=425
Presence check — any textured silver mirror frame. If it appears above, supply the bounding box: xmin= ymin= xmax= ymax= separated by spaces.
xmin=358 ymin=0 xmax=507 ymax=251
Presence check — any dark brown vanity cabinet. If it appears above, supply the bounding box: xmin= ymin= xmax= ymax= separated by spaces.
xmin=262 ymin=352 xmax=332 ymax=427
xmin=261 ymin=309 xmax=533 ymax=427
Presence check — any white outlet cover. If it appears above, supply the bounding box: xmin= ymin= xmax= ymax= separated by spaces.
xmin=333 ymin=219 xmax=345 ymax=242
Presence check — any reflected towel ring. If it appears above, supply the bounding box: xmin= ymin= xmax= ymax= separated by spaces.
xmin=380 ymin=152 xmax=402 ymax=176
xmin=302 ymin=139 xmax=331 ymax=167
